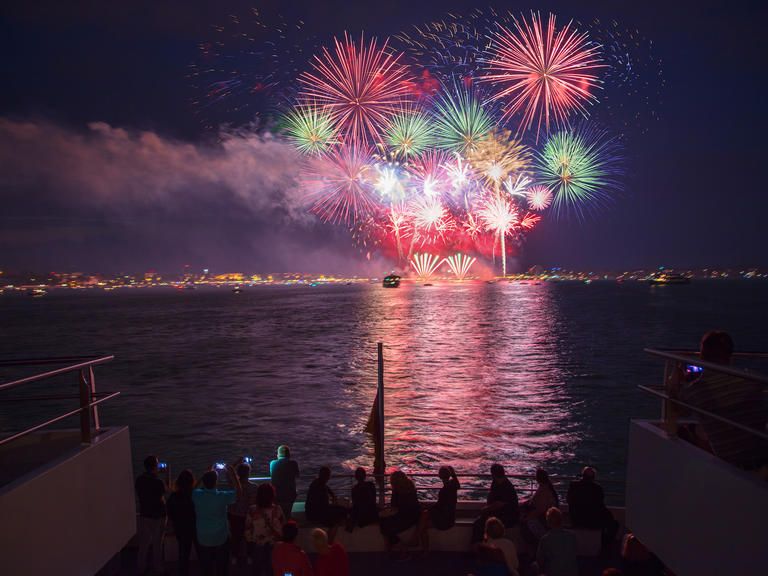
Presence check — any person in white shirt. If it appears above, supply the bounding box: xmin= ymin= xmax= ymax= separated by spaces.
xmin=476 ymin=516 xmax=520 ymax=576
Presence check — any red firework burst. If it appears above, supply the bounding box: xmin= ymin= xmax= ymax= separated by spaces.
xmin=483 ymin=12 xmax=604 ymax=137
xmin=302 ymin=144 xmax=379 ymax=225
xmin=299 ymin=33 xmax=412 ymax=145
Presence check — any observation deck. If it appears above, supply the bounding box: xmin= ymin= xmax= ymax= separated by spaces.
xmin=626 ymin=349 xmax=768 ymax=576
xmin=0 ymin=356 xmax=135 ymax=576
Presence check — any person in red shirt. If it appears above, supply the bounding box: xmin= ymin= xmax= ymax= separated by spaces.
xmin=311 ymin=528 xmax=349 ymax=576
xmin=272 ymin=521 xmax=313 ymax=576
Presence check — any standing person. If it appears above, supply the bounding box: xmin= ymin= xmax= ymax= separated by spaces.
xmin=415 ymin=465 xmax=460 ymax=549
xmin=567 ymin=467 xmax=618 ymax=551
xmin=229 ymin=460 xmax=259 ymax=568
xmin=379 ymin=470 xmax=421 ymax=550
xmin=305 ymin=466 xmax=348 ymax=543
xmin=349 ymin=467 xmax=378 ymax=530
xmin=536 ymin=508 xmax=578 ymax=576
xmin=272 ymin=521 xmax=313 ymax=576
xmin=270 ymin=445 xmax=300 ymax=519
xmin=472 ymin=464 xmax=520 ymax=543
xmin=167 ymin=470 xmax=197 ymax=576
xmin=311 ymin=528 xmax=349 ymax=576
xmin=245 ymin=483 xmax=285 ymax=576
xmin=193 ymin=466 xmax=240 ymax=576
xmin=135 ymin=455 xmax=167 ymax=576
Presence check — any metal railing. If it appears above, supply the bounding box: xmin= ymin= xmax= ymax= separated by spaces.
xmin=238 ymin=471 xmax=625 ymax=505
xmin=641 ymin=348 xmax=768 ymax=443
xmin=0 ymin=355 xmax=118 ymax=447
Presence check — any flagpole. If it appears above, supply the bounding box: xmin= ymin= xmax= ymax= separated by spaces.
xmin=375 ymin=341 xmax=385 ymax=506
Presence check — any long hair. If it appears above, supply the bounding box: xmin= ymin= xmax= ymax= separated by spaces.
xmin=536 ymin=468 xmax=559 ymax=507
xmin=390 ymin=470 xmax=416 ymax=495
xmin=175 ymin=469 xmax=195 ymax=495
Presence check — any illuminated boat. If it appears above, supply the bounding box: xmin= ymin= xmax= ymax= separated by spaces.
xmin=382 ymin=274 xmax=401 ymax=288
xmin=26 ymin=288 xmax=47 ymax=297
xmin=648 ymin=273 xmax=691 ymax=285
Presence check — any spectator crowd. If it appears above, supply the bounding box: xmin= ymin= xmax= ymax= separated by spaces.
xmin=135 ymin=445 xmax=630 ymax=576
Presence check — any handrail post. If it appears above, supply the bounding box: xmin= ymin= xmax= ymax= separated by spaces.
xmin=661 ymin=360 xmax=678 ymax=437
xmin=661 ymin=360 xmax=670 ymax=422
xmin=78 ymin=370 xmax=92 ymax=444
xmin=88 ymin=366 xmax=100 ymax=432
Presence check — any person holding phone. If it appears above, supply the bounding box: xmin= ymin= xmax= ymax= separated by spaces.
xmin=193 ymin=464 xmax=241 ymax=575
xmin=135 ymin=455 xmax=168 ymax=576
xmin=229 ymin=458 xmax=260 ymax=569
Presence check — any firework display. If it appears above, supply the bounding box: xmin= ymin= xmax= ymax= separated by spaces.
xmin=197 ymin=8 xmax=657 ymax=277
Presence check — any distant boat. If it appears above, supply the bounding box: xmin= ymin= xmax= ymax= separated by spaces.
xmin=423 ymin=283 xmax=433 ymax=287
xmin=232 ymin=285 xmax=243 ymax=294
xmin=26 ymin=288 xmax=47 ymax=297
xmin=383 ymin=274 xmax=401 ymax=288
xmin=648 ymin=273 xmax=691 ymax=285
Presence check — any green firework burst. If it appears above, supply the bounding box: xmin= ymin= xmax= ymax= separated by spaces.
xmin=280 ymin=104 xmax=337 ymax=155
xmin=433 ymin=86 xmax=494 ymax=155
xmin=385 ymin=110 xmax=435 ymax=159
xmin=536 ymin=125 xmax=623 ymax=217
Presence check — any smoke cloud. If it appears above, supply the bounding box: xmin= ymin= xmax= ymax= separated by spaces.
xmin=0 ymin=118 xmax=379 ymax=273
xmin=0 ymin=118 xmax=306 ymax=218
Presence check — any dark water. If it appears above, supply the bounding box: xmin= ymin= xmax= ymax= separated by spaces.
xmin=1 ymin=280 xmax=766 ymax=500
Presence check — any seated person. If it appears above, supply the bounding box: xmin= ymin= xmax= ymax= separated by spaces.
xmin=669 ymin=330 xmax=768 ymax=471
xmin=536 ymin=508 xmax=578 ymax=576
xmin=349 ymin=467 xmax=378 ymax=529
xmin=567 ymin=466 xmax=618 ymax=550
xmin=476 ymin=516 xmax=519 ymax=576
xmin=379 ymin=470 xmax=421 ymax=549
xmin=305 ymin=466 xmax=348 ymax=541
xmin=521 ymin=468 xmax=559 ymax=543
xmin=272 ymin=521 xmax=313 ymax=576
xmin=312 ymin=528 xmax=349 ymax=576
xmin=415 ymin=465 xmax=460 ymax=549
xmin=472 ymin=464 xmax=520 ymax=543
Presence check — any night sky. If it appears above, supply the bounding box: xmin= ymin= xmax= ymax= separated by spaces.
xmin=2 ymin=0 xmax=766 ymax=274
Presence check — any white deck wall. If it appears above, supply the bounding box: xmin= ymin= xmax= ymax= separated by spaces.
xmin=0 ymin=427 xmax=136 ymax=576
xmin=626 ymin=420 xmax=768 ymax=576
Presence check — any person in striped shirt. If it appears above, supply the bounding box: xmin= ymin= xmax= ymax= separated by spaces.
xmin=671 ymin=331 xmax=767 ymax=472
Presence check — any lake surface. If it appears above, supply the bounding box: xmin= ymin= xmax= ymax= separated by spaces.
xmin=1 ymin=280 xmax=766 ymax=501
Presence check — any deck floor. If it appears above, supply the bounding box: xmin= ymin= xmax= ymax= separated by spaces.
xmin=103 ymin=546 xmax=630 ymax=576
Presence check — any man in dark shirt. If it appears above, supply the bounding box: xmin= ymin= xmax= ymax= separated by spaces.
xmin=472 ymin=463 xmax=519 ymax=542
xmin=306 ymin=466 xmax=348 ymax=542
xmin=567 ymin=466 xmax=617 ymax=550
xmin=135 ymin=455 xmax=167 ymax=576
xmin=269 ymin=444 xmax=300 ymax=519
xmin=349 ymin=467 xmax=378 ymax=528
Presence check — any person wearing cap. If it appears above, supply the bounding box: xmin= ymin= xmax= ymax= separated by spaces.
xmin=270 ymin=445 xmax=300 ymax=519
